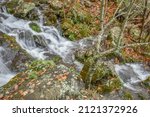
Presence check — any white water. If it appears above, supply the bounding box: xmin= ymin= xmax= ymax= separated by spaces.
xmin=0 ymin=47 xmax=15 ymax=87
xmin=36 ymin=8 xmax=44 ymax=25
xmin=0 ymin=57 xmax=10 ymax=73
xmin=0 ymin=6 xmax=80 ymax=87
xmin=0 ymin=11 xmax=77 ymax=62
xmin=0 ymin=73 xmax=15 ymax=87
xmin=0 ymin=47 xmax=10 ymax=73
xmin=0 ymin=6 xmax=149 ymax=90
xmin=115 ymin=63 xmax=150 ymax=91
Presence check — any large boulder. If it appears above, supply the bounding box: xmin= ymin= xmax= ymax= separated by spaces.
xmin=0 ymin=60 xmax=84 ymax=99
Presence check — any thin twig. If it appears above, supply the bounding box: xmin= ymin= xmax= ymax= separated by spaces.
xmin=139 ymin=0 xmax=148 ymax=41
xmin=94 ymin=42 xmax=150 ymax=59
xmin=116 ymin=0 xmax=135 ymax=50
xmin=104 ymin=0 xmax=124 ymax=30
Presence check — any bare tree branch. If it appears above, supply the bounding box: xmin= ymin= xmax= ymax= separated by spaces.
xmin=104 ymin=0 xmax=125 ymax=30
xmin=116 ymin=0 xmax=135 ymax=50
xmin=139 ymin=0 xmax=148 ymax=41
xmin=94 ymin=42 xmax=150 ymax=60
xmin=96 ymin=0 xmax=106 ymax=52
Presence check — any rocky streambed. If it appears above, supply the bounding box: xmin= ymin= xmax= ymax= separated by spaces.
xmin=0 ymin=0 xmax=150 ymax=100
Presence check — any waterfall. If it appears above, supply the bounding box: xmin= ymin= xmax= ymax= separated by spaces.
xmin=0 ymin=6 xmax=80 ymax=87
xmin=0 ymin=11 xmax=78 ymax=62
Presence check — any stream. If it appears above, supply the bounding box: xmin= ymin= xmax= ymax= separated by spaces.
xmin=0 ymin=5 xmax=150 ymax=92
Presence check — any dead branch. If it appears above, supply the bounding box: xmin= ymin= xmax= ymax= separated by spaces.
xmin=116 ymin=0 xmax=135 ymax=50
xmin=139 ymin=0 xmax=148 ymax=41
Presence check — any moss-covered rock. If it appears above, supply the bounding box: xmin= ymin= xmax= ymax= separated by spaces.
xmin=0 ymin=60 xmax=84 ymax=100
xmin=6 ymin=0 xmax=35 ymax=19
xmin=80 ymin=57 xmax=122 ymax=93
xmin=29 ymin=22 xmax=41 ymax=32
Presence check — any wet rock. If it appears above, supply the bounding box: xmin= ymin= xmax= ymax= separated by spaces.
xmin=114 ymin=63 xmax=150 ymax=99
xmin=29 ymin=22 xmax=41 ymax=33
xmin=0 ymin=32 xmax=33 ymax=72
xmin=6 ymin=0 xmax=35 ymax=18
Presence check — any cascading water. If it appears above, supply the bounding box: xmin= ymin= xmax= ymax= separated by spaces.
xmin=0 ymin=10 xmax=78 ymax=62
xmin=0 ymin=6 xmax=80 ymax=87
xmin=115 ymin=63 xmax=150 ymax=91
xmin=0 ymin=4 xmax=149 ymax=91
xmin=36 ymin=7 xmax=44 ymax=25
xmin=0 ymin=47 xmax=15 ymax=87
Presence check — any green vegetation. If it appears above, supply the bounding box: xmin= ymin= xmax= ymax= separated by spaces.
xmin=5 ymin=0 xmax=100 ymax=40
xmin=0 ymin=0 xmax=150 ymax=100
xmin=123 ymin=91 xmax=133 ymax=100
xmin=29 ymin=23 xmax=42 ymax=33
xmin=28 ymin=60 xmax=55 ymax=71
xmin=80 ymin=57 xmax=122 ymax=93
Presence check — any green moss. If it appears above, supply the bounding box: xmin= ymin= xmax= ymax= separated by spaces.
xmin=2 ymin=74 xmax=22 ymax=90
xmin=29 ymin=23 xmax=41 ymax=33
xmin=123 ymin=91 xmax=133 ymax=100
xmin=44 ymin=14 xmax=57 ymax=26
xmin=1 ymin=33 xmax=20 ymax=50
xmin=108 ymin=78 xmax=122 ymax=90
xmin=3 ymin=60 xmax=56 ymax=90
xmin=97 ymin=77 xmax=122 ymax=94
xmin=62 ymin=17 xmax=96 ymax=40
xmin=52 ymin=56 xmax=61 ymax=63
xmin=80 ymin=57 xmax=122 ymax=92
xmin=80 ymin=57 xmax=95 ymax=82
xmin=91 ymin=63 xmax=112 ymax=82
xmin=28 ymin=71 xmax=38 ymax=79
xmin=28 ymin=60 xmax=55 ymax=71
xmin=6 ymin=0 xmax=35 ymax=18
xmin=61 ymin=3 xmax=100 ymax=40
xmin=6 ymin=0 xmax=19 ymax=14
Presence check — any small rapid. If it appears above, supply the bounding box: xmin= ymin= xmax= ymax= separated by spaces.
xmin=0 ymin=5 xmax=80 ymax=87
xmin=0 ymin=9 xmax=78 ymax=62
xmin=115 ymin=63 xmax=150 ymax=91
